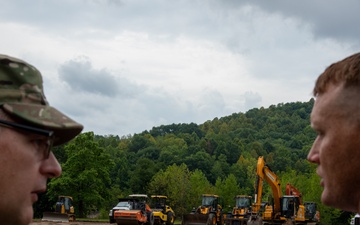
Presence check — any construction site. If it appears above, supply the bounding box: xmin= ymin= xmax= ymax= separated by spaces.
xmin=35 ymin=156 xmax=321 ymax=225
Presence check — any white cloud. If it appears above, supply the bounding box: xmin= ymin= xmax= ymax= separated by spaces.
xmin=0 ymin=0 xmax=358 ymax=136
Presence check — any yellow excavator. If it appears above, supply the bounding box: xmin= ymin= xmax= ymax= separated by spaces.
xmin=182 ymin=194 xmax=224 ymax=225
xmin=286 ymin=183 xmax=320 ymax=224
xmin=248 ymin=156 xmax=309 ymax=225
xmin=42 ymin=195 xmax=76 ymax=222
xmin=224 ymin=195 xmax=252 ymax=225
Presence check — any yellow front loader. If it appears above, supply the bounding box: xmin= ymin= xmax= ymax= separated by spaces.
xmin=42 ymin=195 xmax=76 ymax=222
xmin=224 ymin=195 xmax=252 ymax=225
xmin=182 ymin=194 xmax=224 ymax=225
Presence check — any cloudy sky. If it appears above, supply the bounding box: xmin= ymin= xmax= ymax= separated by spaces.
xmin=1 ymin=0 xmax=359 ymax=136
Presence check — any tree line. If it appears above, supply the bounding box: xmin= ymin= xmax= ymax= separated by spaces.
xmin=34 ymin=99 xmax=353 ymax=225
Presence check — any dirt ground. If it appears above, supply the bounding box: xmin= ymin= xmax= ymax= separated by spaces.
xmin=30 ymin=222 xmax=110 ymax=225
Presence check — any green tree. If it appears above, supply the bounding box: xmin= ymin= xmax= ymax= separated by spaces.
xmin=187 ymin=169 xmax=214 ymax=212
xmin=185 ymin=151 xmax=214 ymax=179
xmin=157 ymin=134 xmax=188 ymax=165
xmin=147 ymin=164 xmax=192 ymax=217
xmin=47 ymin=132 xmax=114 ymax=218
xmin=128 ymin=158 xmax=158 ymax=193
xmin=210 ymin=154 xmax=229 ymax=183
xmin=214 ymin=174 xmax=241 ymax=212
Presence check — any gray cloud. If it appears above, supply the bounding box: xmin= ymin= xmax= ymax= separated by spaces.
xmin=3 ymin=0 xmax=359 ymax=46
xmin=225 ymin=0 xmax=360 ymax=45
xmin=59 ymin=57 xmax=120 ymax=96
xmin=58 ymin=56 xmax=142 ymax=98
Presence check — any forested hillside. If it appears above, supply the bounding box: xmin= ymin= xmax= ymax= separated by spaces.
xmin=35 ymin=99 xmax=353 ymax=225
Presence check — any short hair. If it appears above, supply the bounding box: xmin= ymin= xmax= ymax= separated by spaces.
xmin=313 ymin=53 xmax=360 ymax=96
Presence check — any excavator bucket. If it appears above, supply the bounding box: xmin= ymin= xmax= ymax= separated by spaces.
xmin=182 ymin=214 xmax=212 ymax=225
xmin=41 ymin=212 xmax=70 ymax=223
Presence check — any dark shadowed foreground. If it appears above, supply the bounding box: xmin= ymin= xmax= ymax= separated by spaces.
xmin=30 ymin=222 xmax=110 ymax=225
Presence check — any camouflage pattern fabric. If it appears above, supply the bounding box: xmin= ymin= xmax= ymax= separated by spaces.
xmin=0 ymin=54 xmax=83 ymax=145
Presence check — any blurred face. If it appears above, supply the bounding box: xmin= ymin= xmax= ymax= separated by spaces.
xmin=0 ymin=124 xmax=62 ymax=225
xmin=307 ymin=83 xmax=360 ymax=212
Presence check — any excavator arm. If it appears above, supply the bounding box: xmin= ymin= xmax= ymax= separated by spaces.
xmin=285 ymin=183 xmax=303 ymax=205
xmin=252 ymin=158 xmax=264 ymax=213
xmin=252 ymin=156 xmax=282 ymax=215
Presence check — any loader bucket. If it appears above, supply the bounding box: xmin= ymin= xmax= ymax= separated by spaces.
xmin=42 ymin=212 xmax=70 ymax=223
xmin=182 ymin=214 xmax=213 ymax=225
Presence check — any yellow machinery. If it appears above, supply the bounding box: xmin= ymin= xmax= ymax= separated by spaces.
xmin=286 ymin=183 xmax=320 ymax=224
xmin=248 ymin=156 xmax=310 ymax=225
xmin=150 ymin=195 xmax=176 ymax=225
xmin=182 ymin=194 xmax=224 ymax=225
xmin=224 ymin=195 xmax=252 ymax=225
xmin=42 ymin=195 xmax=75 ymax=222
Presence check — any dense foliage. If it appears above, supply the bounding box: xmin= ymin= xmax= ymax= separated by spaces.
xmin=34 ymin=99 xmax=354 ymax=225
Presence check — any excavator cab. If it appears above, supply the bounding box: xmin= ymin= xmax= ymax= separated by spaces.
xmin=304 ymin=202 xmax=320 ymax=223
xmin=280 ymin=195 xmax=307 ymax=223
xmin=281 ymin=196 xmax=298 ymax=218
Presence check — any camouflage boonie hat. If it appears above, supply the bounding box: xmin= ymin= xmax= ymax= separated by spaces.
xmin=0 ymin=54 xmax=83 ymax=145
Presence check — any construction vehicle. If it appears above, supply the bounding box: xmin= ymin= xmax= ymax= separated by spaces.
xmin=182 ymin=194 xmax=224 ymax=225
xmin=304 ymin=202 xmax=320 ymax=224
xmin=109 ymin=198 xmax=134 ymax=223
xmin=42 ymin=195 xmax=76 ymax=222
xmin=150 ymin=195 xmax=176 ymax=225
xmin=224 ymin=195 xmax=252 ymax=225
xmin=113 ymin=194 xmax=154 ymax=225
xmin=248 ymin=156 xmax=311 ymax=225
xmin=286 ymin=183 xmax=320 ymax=224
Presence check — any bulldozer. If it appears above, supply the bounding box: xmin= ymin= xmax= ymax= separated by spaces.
xmin=42 ymin=195 xmax=76 ymax=222
xmin=150 ymin=195 xmax=176 ymax=225
xmin=182 ymin=194 xmax=224 ymax=225
xmin=224 ymin=195 xmax=252 ymax=225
